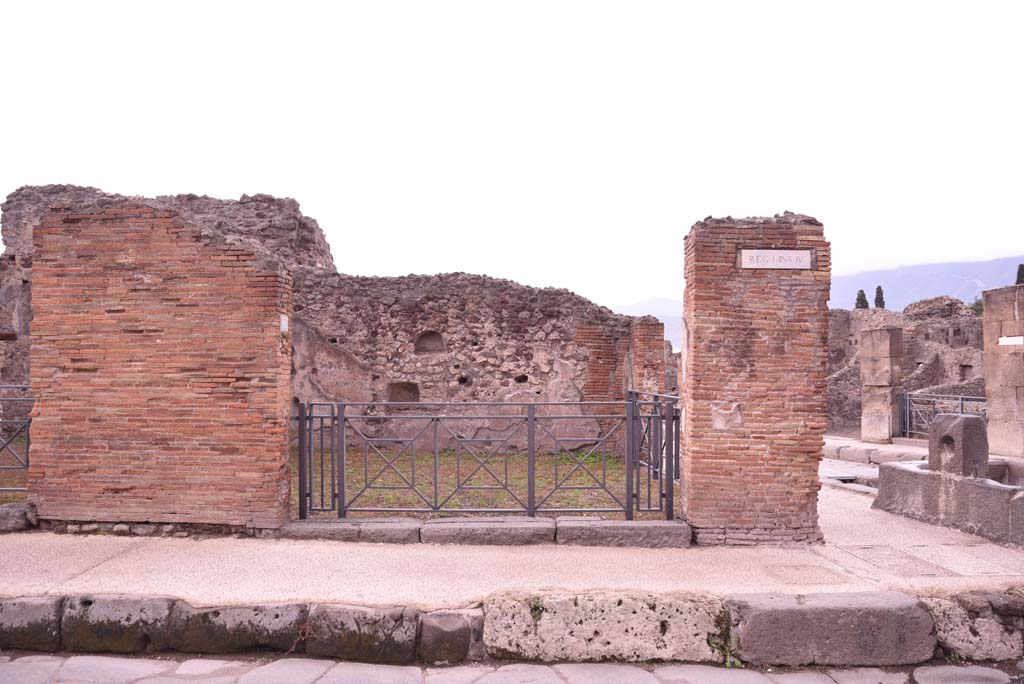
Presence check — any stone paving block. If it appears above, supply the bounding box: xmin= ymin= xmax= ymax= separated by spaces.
xmin=475 ymin=664 xmax=563 ymax=684
xmin=0 ymin=595 xmax=63 ymax=651
xmin=725 ymin=591 xmax=935 ymax=666
xmin=281 ymin=519 xmax=422 ymax=544
xmin=922 ymin=596 xmax=1024 ymax=661
xmin=765 ymin=673 xmax=836 ymax=684
xmin=167 ymin=601 xmax=307 ymax=653
xmin=236 ymin=658 xmax=334 ymax=684
xmin=175 ymin=658 xmax=255 ymax=676
xmin=554 ymin=662 xmax=660 ymax=684
xmin=136 ymin=675 xmax=237 ymax=684
xmin=307 ymin=603 xmax=420 ymax=664
xmin=0 ymin=657 xmax=63 ymax=684
xmin=929 ymin=414 xmax=989 ymax=477
xmin=62 ymin=595 xmax=174 ymax=653
xmin=421 ymin=517 xmax=555 ymax=545
xmin=912 ymin=664 xmax=1011 ymax=684
xmin=424 ymin=665 xmax=495 ymax=684
xmin=653 ymin=664 xmax=771 ymax=683
xmin=319 ymin=661 xmax=423 ymax=684
xmin=484 ymin=591 xmax=723 ymax=663
xmin=418 ymin=608 xmax=483 ymax=664
xmin=827 ymin=669 xmax=909 ymax=684
xmin=57 ymin=655 xmax=173 ymax=683
xmin=555 ymin=518 xmax=692 ymax=547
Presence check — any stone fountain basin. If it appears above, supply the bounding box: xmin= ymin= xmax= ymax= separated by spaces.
xmin=873 ymin=459 xmax=1024 ymax=545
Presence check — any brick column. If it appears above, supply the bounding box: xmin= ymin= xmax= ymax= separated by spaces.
xmin=859 ymin=327 xmax=903 ymax=443
xmin=983 ymin=285 xmax=1024 ymax=457
xmin=681 ymin=214 xmax=830 ymax=544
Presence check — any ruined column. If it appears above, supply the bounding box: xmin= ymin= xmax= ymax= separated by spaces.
xmin=859 ymin=327 xmax=903 ymax=443
xmin=983 ymin=284 xmax=1024 ymax=457
xmin=681 ymin=213 xmax=830 ymax=544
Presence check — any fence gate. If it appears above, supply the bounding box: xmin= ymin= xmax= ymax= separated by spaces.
xmin=898 ymin=392 xmax=986 ymax=438
xmin=0 ymin=385 xmax=32 ymax=497
xmin=295 ymin=391 xmax=680 ymax=520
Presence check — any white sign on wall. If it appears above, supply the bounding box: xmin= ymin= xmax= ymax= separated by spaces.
xmin=739 ymin=249 xmax=813 ymax=270
xmin=998 ymin=336 xmax=1024 ymax=346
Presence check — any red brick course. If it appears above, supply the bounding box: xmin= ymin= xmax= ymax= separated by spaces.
xmin=28 ymin=203 xmax=292 ymax=529
xmin=681 ymin=214 xmax=830 ymax=544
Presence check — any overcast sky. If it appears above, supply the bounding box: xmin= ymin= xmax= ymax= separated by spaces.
xmin=2 ymin=1 xmax=1022 ymax=308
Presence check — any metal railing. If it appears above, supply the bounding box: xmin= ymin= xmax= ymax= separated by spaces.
xmin=0 ymin=385 xmax=32 ymax=493
xmin=295 ymin=391 xmax=681 ymax=520
xmin=898 ymin=392 xmax=986 ymax=438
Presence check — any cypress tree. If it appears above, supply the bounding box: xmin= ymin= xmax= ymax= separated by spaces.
xmin=855 ymin=290 xmax=869 ymax=309
xmin=874 ymin=285 xmax=885 ymax=309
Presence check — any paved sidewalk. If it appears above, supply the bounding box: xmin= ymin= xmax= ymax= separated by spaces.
xmin=1 ymin=654 xmax=1023 ymax=684
xmin=1 ymin=489 xmax=1023 ymax=609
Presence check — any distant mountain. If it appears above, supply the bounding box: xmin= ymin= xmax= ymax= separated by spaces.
xmin=614 ymin=256 xmax=1024 ymax=351
xmin=831 ymin=256 xmax=1023 ymax=311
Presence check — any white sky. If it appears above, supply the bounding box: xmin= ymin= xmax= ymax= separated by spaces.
xmin=2 ymin=1 xmax=1022 ymax=308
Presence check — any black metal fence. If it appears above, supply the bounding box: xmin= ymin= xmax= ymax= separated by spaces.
xmin=898 ymin=392 xmax=986 ymax=438
xmin=0 ymin=385 xmax=32 ymax=495
xmin=295 ymin=391 xmax=681 ymax=520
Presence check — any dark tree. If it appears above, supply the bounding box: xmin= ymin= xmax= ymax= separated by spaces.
xmin=970 ymin=296 xmax=984 ymax=316
xmin=874 ymin=285 xmax=885 ymax=309
xmin=855 ymin=289 xmax=869 ymax=309
xmin=1016 ymin=263 xmax=1024 ymax=285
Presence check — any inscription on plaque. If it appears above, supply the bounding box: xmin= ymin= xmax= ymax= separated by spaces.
xmin=998 ymin=335 xmax=1024 ymax=346
xmin=739 ymin=249 xmax=812 ymax=270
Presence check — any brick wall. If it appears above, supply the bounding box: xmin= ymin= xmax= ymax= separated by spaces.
xmin=629 ymin=318 xmax=666 ymax=395
xmin=681 ymin=214 xmax=830 ymax=544
xmin=983 ymin=285 xmax=1024 ymax=457
xmin=28 ymin=203 xmax=292 ymax=529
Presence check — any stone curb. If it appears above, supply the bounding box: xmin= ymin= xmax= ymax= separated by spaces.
xmin=2 ymin=590 xmax=1021 ymax=665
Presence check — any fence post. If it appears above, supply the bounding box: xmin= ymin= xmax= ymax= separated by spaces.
xmin=337 ymin=402 xmax=346 ymax=518
xmin=663 ymin=399 xmax=674 ymax=521
xmin=527 ymin=404 xmax=536 ymax=517
xmin=297 ymin=402 xmax=307 ymax=520
xmin=624 ymin=392 xmax=635 ymax=521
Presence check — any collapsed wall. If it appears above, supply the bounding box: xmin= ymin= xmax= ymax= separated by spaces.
xmin=826 ymin=297 xmax=984 ymax=432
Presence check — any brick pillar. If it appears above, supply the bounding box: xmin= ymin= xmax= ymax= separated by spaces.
xmin=629 ymin=317 xmax=666 ymax=395
xmin=859 ymin=327 xmax=903 ymax=443
xmin=681 ymin=214 xmax=830 ymax=545
xmin=983 ymin=285 xmax=1024 ymax=457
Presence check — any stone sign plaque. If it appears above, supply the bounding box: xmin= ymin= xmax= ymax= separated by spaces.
xmin=739 ymin=249 xmax=812 ymax=270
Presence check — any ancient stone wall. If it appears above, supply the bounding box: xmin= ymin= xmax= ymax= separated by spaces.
xmin=28 ymin=203 xmax=292 ymax=529
xmin=983 ymin=285 xmax=1024 ymax=457
xmin=826 ymin=298 xmax=985 ymax=432
xmin=681 ymin=213 xmax=830 ymax=544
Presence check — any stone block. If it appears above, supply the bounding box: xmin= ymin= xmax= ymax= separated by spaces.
xmin=1010 ymin=492 xmax=1024 ymax=546
xmin=983 ymin=285 xmax=1022 ymax=322
xmin=861 ymin=386 xmax=898 ymax=443
xmin=654 ymin=665 xmax=772 ymax=682
xmin=554 ymin=663 xmax=660 ymax=684
xmin=62 ymin=595 xmax=173 ymax=653
xmin=928 ymin=414 xmax=989 ymax=477
xmin=167 ymin=601 xmax=307 ymax=653
xmin=0 ymin=596 xmax=62 ymax=651
xmin=725 ymin=591 xmax=935 ymax=666
xmin=860 ymin=356 xmax=897 ymax=387
xmin=872 ymin=462 xmax=940 ymax=521
xmin=421 ymin=517 xmax=555 ymax=545
xmin=281 ymin=519 xmax=421 ymax=543
xmin=860 ymin=327 xmax=903 ymax=360
xmin=555 ymin=518 xmax=692 ymax=547
xmin=483 ymin=591 xmax=723 ymax=662
xmin=418 ymin=608 xmax=484 ymax=664
xmin=922 ymin=597 xmax=1023 ymax=661
xmin=58 ymin=655 xmax=174 ymax=683
xmin=237 ymin=659 xmax=333 ymax=684
xmin=957 ymin=477 xmax=1018 ymax=542
xmin=307 ymin=603 xmax=419 ymax=664
xmin=0 ymin=502 xmax=38 ymax=532
xmin=318 ymin=662 xmax=423 ymax=684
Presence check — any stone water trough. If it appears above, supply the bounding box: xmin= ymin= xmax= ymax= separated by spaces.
xmin=874 ymin=413 xmax=1024 ymax=545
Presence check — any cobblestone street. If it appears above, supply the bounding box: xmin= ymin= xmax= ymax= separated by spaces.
xmin=1 ymin=654 xmax=1023 ymax=684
